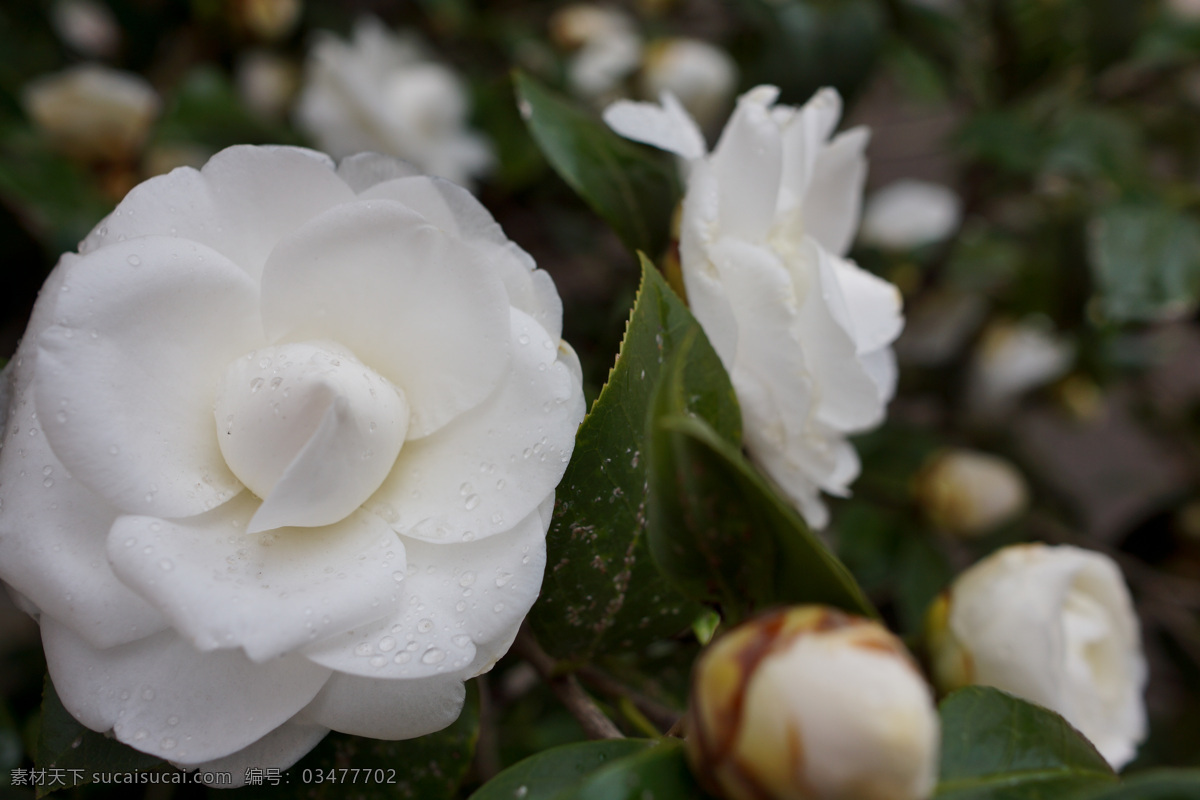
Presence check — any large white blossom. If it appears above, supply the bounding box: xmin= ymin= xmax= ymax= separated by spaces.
xmin=295 ymin=18 xmax=492 ymax=186
xmin=688 ymin=606 xmax=939 ymax=800
xmin=0 ymin=145 xmax=584 ymax=780
xmin=928 ymin=544 xmax=1147 ymax=768
xmin=606 ymin=86 xmax=903 ymax=527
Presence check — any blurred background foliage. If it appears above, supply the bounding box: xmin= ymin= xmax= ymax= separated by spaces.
xmin=4 ymin=0 xmax=1200 ymax=797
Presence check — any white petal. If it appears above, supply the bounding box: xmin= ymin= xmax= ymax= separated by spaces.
xmin=709 ymin=86 xmax=783 ymax=243
xmin=678 ymin=161 xmax=740 ymax=371
xmin=0 ymin=382 xmax=168 ymax=648
xmin=603 ymin=93 xmax=707 ymax=161
xmin=260 ymin=199 xmax=511 ymax=438
xmin=357 ymin=175 xmax=563 ymax=340
xmin=34 ymin=237 xmax=257 ymax=517
xmin=107 ymin=494 xmax=406 ymax=661
xmin=42 ymin=620 xmax=331 ymax=764
xmin=794 ymin=243 xmax=889 ymax=431
xmin=303 ymin=504 xmax=547 ymax=679
xmin=802 ymin=127 xmax=869 ymax=258
xmin=830 ymin=256 xmax=904 ymax=355
xmin=778 ymin=88 xmax=844 ymax=224
xmin=213 ymin=341 xmax=410 ymax=532
xmin=182 ymin=720 xmax=328 ymax=780
xmin=79 ymin=145 xmax=355 ymax=282
xmin=301 ymin=672 xmax=466 ymax=739
xmin=337 ymin=152 xmax=423 ymax=193
xmin=365 ymin=308 xmax=583 ymax=543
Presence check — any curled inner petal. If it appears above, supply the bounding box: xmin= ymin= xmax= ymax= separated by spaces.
xmin=214 ymin=341 xmax=409 ymax=531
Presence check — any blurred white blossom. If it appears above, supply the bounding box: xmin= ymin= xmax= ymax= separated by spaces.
xmin=967 ymin=318 xmax=1074 ymax=418
xmin=550 ymin=4 xmax=642 ymax=102
xmin=689 ymin=606 xmax=939 ymax=800
xmin=52 ymin=0 xmax=119 ymax=58
xmin=296 ymin=17 xmax=492 ymax=186
xmin=1167 ymin=0 xmax=1200 ymax=21
xmin=915 ymin=449 xmax=1029 ymax=536
xmin=860 ymin=179 xmax=962 ymax=250
xmin=23 ymin=64 xmax=160 ymax=163
xmin=237 ymin=50 xmax=300 ymax=121
xmin=928 ymin=544 xmax=1147 ymax=768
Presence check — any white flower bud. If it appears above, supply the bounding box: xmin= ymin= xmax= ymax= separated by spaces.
xmin=859 ymin=180 xmax=962 ymax=250
xmin=1168 ymin=0 xmax=1200 ymax=21
xmin=236 ymin=50 xmax=300 ymax=121
xmin=688 ymin=607 xmax=939 ymax=800
xmin=550 ymin=4 xmax=642 ymax=101
xmin=967 ymin=318 xmax=1074 ymax=418
xmin=52 ymin=0 xmax=120 ymax=58
xmin=23 ymin=64 xmax=160 ymax=163
xmin=914 ymin=449 xmax=1029 ymax=537
xmin=640 ymin=38 xmax=737 ymax=129
xmin=927 ymin=544 xmax=1147 ymax=769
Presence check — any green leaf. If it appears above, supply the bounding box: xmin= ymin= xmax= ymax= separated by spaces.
xmin=1087 ymin=200 xmax=1200 ymax=323
xmin=1070 ymin=770 xmax=1200 ymax=799
xmin=560 ymin=738 xmax=715 ymax=800
xmin=528 ymin=258 xmax=705 ymax=660
xmin=154 ymin=66 xmax=303 ymax=151
xmin=0 ymin=128 xmax=111 ymax=255
xmin=513 ymin=72 xmax=681 ymax=258
xmin=249 ymin=683 xmax=480 ymax=800
xmin=468 ymin=739 xmax=653 ymax=800
xmin=645 ymin=381 xmax=876 ymax=621
xmin=35 ymin=676 xmax=165 ymax=796
xmin=936 ymin=686 xmax=1116 ymax=800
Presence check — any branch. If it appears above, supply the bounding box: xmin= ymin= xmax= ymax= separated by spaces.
xmin=513 ymin=624 xmax=624 ymax=740
xmin=576 ymin=666 xmax=681 ymax=733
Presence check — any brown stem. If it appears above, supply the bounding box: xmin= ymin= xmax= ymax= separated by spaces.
xmin=473 ymin=674 xmax=502 ymax=782
xmin=513 ymin=624 xmax=624 ymax=740
xmin=576 ymin=666 xmax=681 ymax=733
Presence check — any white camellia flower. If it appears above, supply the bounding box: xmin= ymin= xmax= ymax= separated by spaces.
xmin=927 ymin=544 xmax=1147 ymax=768
xmin=23 ymin=64 xmax=160 ymax=163
xmin=295 ymin=17 xmax=492 ymax=186
xmin=606 ymin=86 xmax=903 ymax=528
xmin=0 ymin=145 xmax=585 ymax=780
xmin=859 ymin=179 xmax=962 ymax=250
xmin=688 ymin=606 xmax=939 ymax=800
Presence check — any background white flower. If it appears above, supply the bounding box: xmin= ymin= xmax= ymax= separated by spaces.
xmin=23 ymin=64 xmax=160 ymax=163
xmin=967 ymin=317 xmax=1075 ymax=418
xmin=640 ymin=38 xmax=738 ymax=131
xmin=0 ymin=145 xmax=584 ymax=779
xmin=927 ymin=543 xmax=1147 ymax=768
xmin=688 ymin=606 xmax=940 ymax=800
xmin=914 ymin=448 xmax=1029 ymax=537
xmin=295 ymin=18 xmax=492 ymax=186
xmin=859 ymin=179 xmax=962 ymax=250
xmin=549 ymin=4 xmax=643 ymax=102
xmin=605 ymin=86 xmax=903 ymax=528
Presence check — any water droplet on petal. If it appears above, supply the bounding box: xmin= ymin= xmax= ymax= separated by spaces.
xmin=127 ymin=255 xmax=141 ymax=267
xmin=421 ymin=647 xmax=445 ymax=665
xmin=417 ymin=618 xmax=433 ymax=633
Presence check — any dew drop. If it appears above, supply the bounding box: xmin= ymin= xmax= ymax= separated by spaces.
xmin=459 ymin=482 xmax=473 ymax=496
xmin=369 ymin=655 xmax=387 ymax=668
xmin=392 ymin=571 xmax=405 ymax=582
xmin=417 ymin=618 xmax=433 ymax=633
xmin=55 ymin=410 xmax=68 ymax=423
xmin=127 ymin=254 xmax=141 ymax=267
xmin=495 ymin=572 xmax=512 ymax=587
xmin=162 ymin=738 xmax=176 ymax=750
xmin=517 ymin=334 xmax=530 ymax=345
xmin=494 ymin=603 xmax=505 ymax=613
xmin=421 ymin=647 xmax=446 ymax=665
xmin=496 ymin=478 xmax=506 ymax=490
xmin=393 ymin=652 xmax=411 ymax=664
xmin=452 ymin=634 xmax=471 ymax=648
xmin=378 ymin=636 xmax=396 ymax=652
xmin=354 ymin=643 xmax=372 ymax=657
xmin=167 ymin=715 xmax=179 ymax=726
xmin=464 ymin=494 xmax=480 ymax=510
xmin=250 ymin=377 xmax=264 ymax=393
xmin=458 ymin=572 xmax=476 ymax=587
xmin=109 ymin=445 xmax=120 ymax=456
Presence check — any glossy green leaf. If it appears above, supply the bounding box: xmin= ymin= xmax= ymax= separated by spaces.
xmin=646 ymin=371 xmax=876 ymax=621
xmin=936 ymin=686 xmax=1115 ymax=800
xmin=1070 ymin=770 xmax=1200 ymax=800
xmin=561 ymin=738 xmax=715 ymax=800
xmin=0 ymin=129 xmax=111 ymax=255
xmin=1088 ymin=200 xmax=1200 ymax=323
xmin=468 ymin=739 xmax=653 ymax=800
xmin=245 ymin=683 xmax=480 ymax=800
xmin=154 ymin=67 xmax=303 ymax=151
xmin=35 ymin=676 xmax=164 ymax=797
xmin=513 ymin=72 xmax=680 ymax=258
xmin=529 ymin=258 xmax=712 ymax=659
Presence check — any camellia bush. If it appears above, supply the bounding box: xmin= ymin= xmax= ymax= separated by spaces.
xmin=2 ymin=1 xmax=1200 ymax=799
